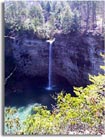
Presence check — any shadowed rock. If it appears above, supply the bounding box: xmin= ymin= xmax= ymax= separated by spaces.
xmin=11 ymin=33 xmax=104 ymax=86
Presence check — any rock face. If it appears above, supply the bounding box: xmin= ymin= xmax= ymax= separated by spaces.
xmin=11 ymin=33 xmax=104 ymax=86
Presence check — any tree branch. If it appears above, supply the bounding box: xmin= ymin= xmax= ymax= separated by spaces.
xmin=5 ymin=66 xmax=17 ymax=84
xmin=4 ymin=36 xmax=16 ymax=40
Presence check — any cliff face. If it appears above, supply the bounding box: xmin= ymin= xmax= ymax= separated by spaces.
xmin=11 ymin=33 xmax=104 ymax=86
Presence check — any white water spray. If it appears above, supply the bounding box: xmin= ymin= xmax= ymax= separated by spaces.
xmin=46 ymin=38 xmax=55 ymax=90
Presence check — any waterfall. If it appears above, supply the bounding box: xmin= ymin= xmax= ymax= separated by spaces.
xmin=46 ymin=38 xmax=55 ymax=90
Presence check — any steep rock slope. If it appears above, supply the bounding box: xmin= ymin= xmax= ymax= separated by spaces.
xmin=11 ymin=33 xmax=104 ymax=86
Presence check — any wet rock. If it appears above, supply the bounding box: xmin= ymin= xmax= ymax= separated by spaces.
xmin=11 ymin=33 xmax=104 ymax=86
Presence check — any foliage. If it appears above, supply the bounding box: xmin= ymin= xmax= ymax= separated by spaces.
xmin=4 ymin=1 xmax=44 ymax=37
xmin=23 ymin=80 xmax=104 ymax=135
xmin=4 ymin=66 xmax=105 ymax=135
xmin=61 ymin=5 xmax=73 ymax=33
xmin=5 ymin=1 xmax=104 ymax=39
xmin=5 ymin=1 xmax=28 ymax=31
xmin=28 ymin=4 xmax=44 ymax=32
xmin=70 ymin=9 xmax=81 ymax=32
xmin=4 ymin=107 xmax=22 ymax=135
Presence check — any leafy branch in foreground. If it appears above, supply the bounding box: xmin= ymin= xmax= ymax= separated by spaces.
xmin=4 ymin=66 xmax=105 ymax=135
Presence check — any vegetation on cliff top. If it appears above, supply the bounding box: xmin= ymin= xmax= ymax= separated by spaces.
xmin=5 ymin=1 xmax=104 ymax=39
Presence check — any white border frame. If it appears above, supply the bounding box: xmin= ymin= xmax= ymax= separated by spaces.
xmin=0 ymin=0 xmax=105 ymax=139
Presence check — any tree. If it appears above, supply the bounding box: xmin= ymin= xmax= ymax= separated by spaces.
xmin=4 ymin=1 xmax=104 ymax=37
xmin=51 ymin=1 xmax=63 ymax=30
xmin=92 ymin=1 xmax=96 ymax=29
xmin=62 ymin=4 xmax=73 ymax=33
xmin=27 ymin=3 xmax=44 ymax=32
xmin=71 ymin=9 xmax=81 ymax=32
xmin=5 ymin=1 xmax=28 ymax=31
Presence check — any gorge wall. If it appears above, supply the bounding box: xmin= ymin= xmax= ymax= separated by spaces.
xmin=8 ymin=33 xmax=104 ymax=86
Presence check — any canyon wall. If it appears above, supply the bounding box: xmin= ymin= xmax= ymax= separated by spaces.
xmin=10 ymin=33 xmax=104 ymax=86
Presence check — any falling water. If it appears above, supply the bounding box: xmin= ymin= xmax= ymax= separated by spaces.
xmin=46 ymin=38 xmax=55 ymax=90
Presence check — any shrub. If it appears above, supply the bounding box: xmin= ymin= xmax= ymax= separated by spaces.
xmin=4 ymin=107 xmax=21 ymax=135
xmin=23 ymin=67 xmax=105 ymax=135
xmin=4 ymin=66 xmax=105 ymax=135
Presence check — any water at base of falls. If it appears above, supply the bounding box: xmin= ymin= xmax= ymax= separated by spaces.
xmin=4 ymin=103 xmax=40 ymax=134
xmin=5 ymin=74 xmax=75 ymax=133
xmin=46 ymin=86 xmax=52 ymax=90
xmin=45 ymin=85 xmax=56 ymax=91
